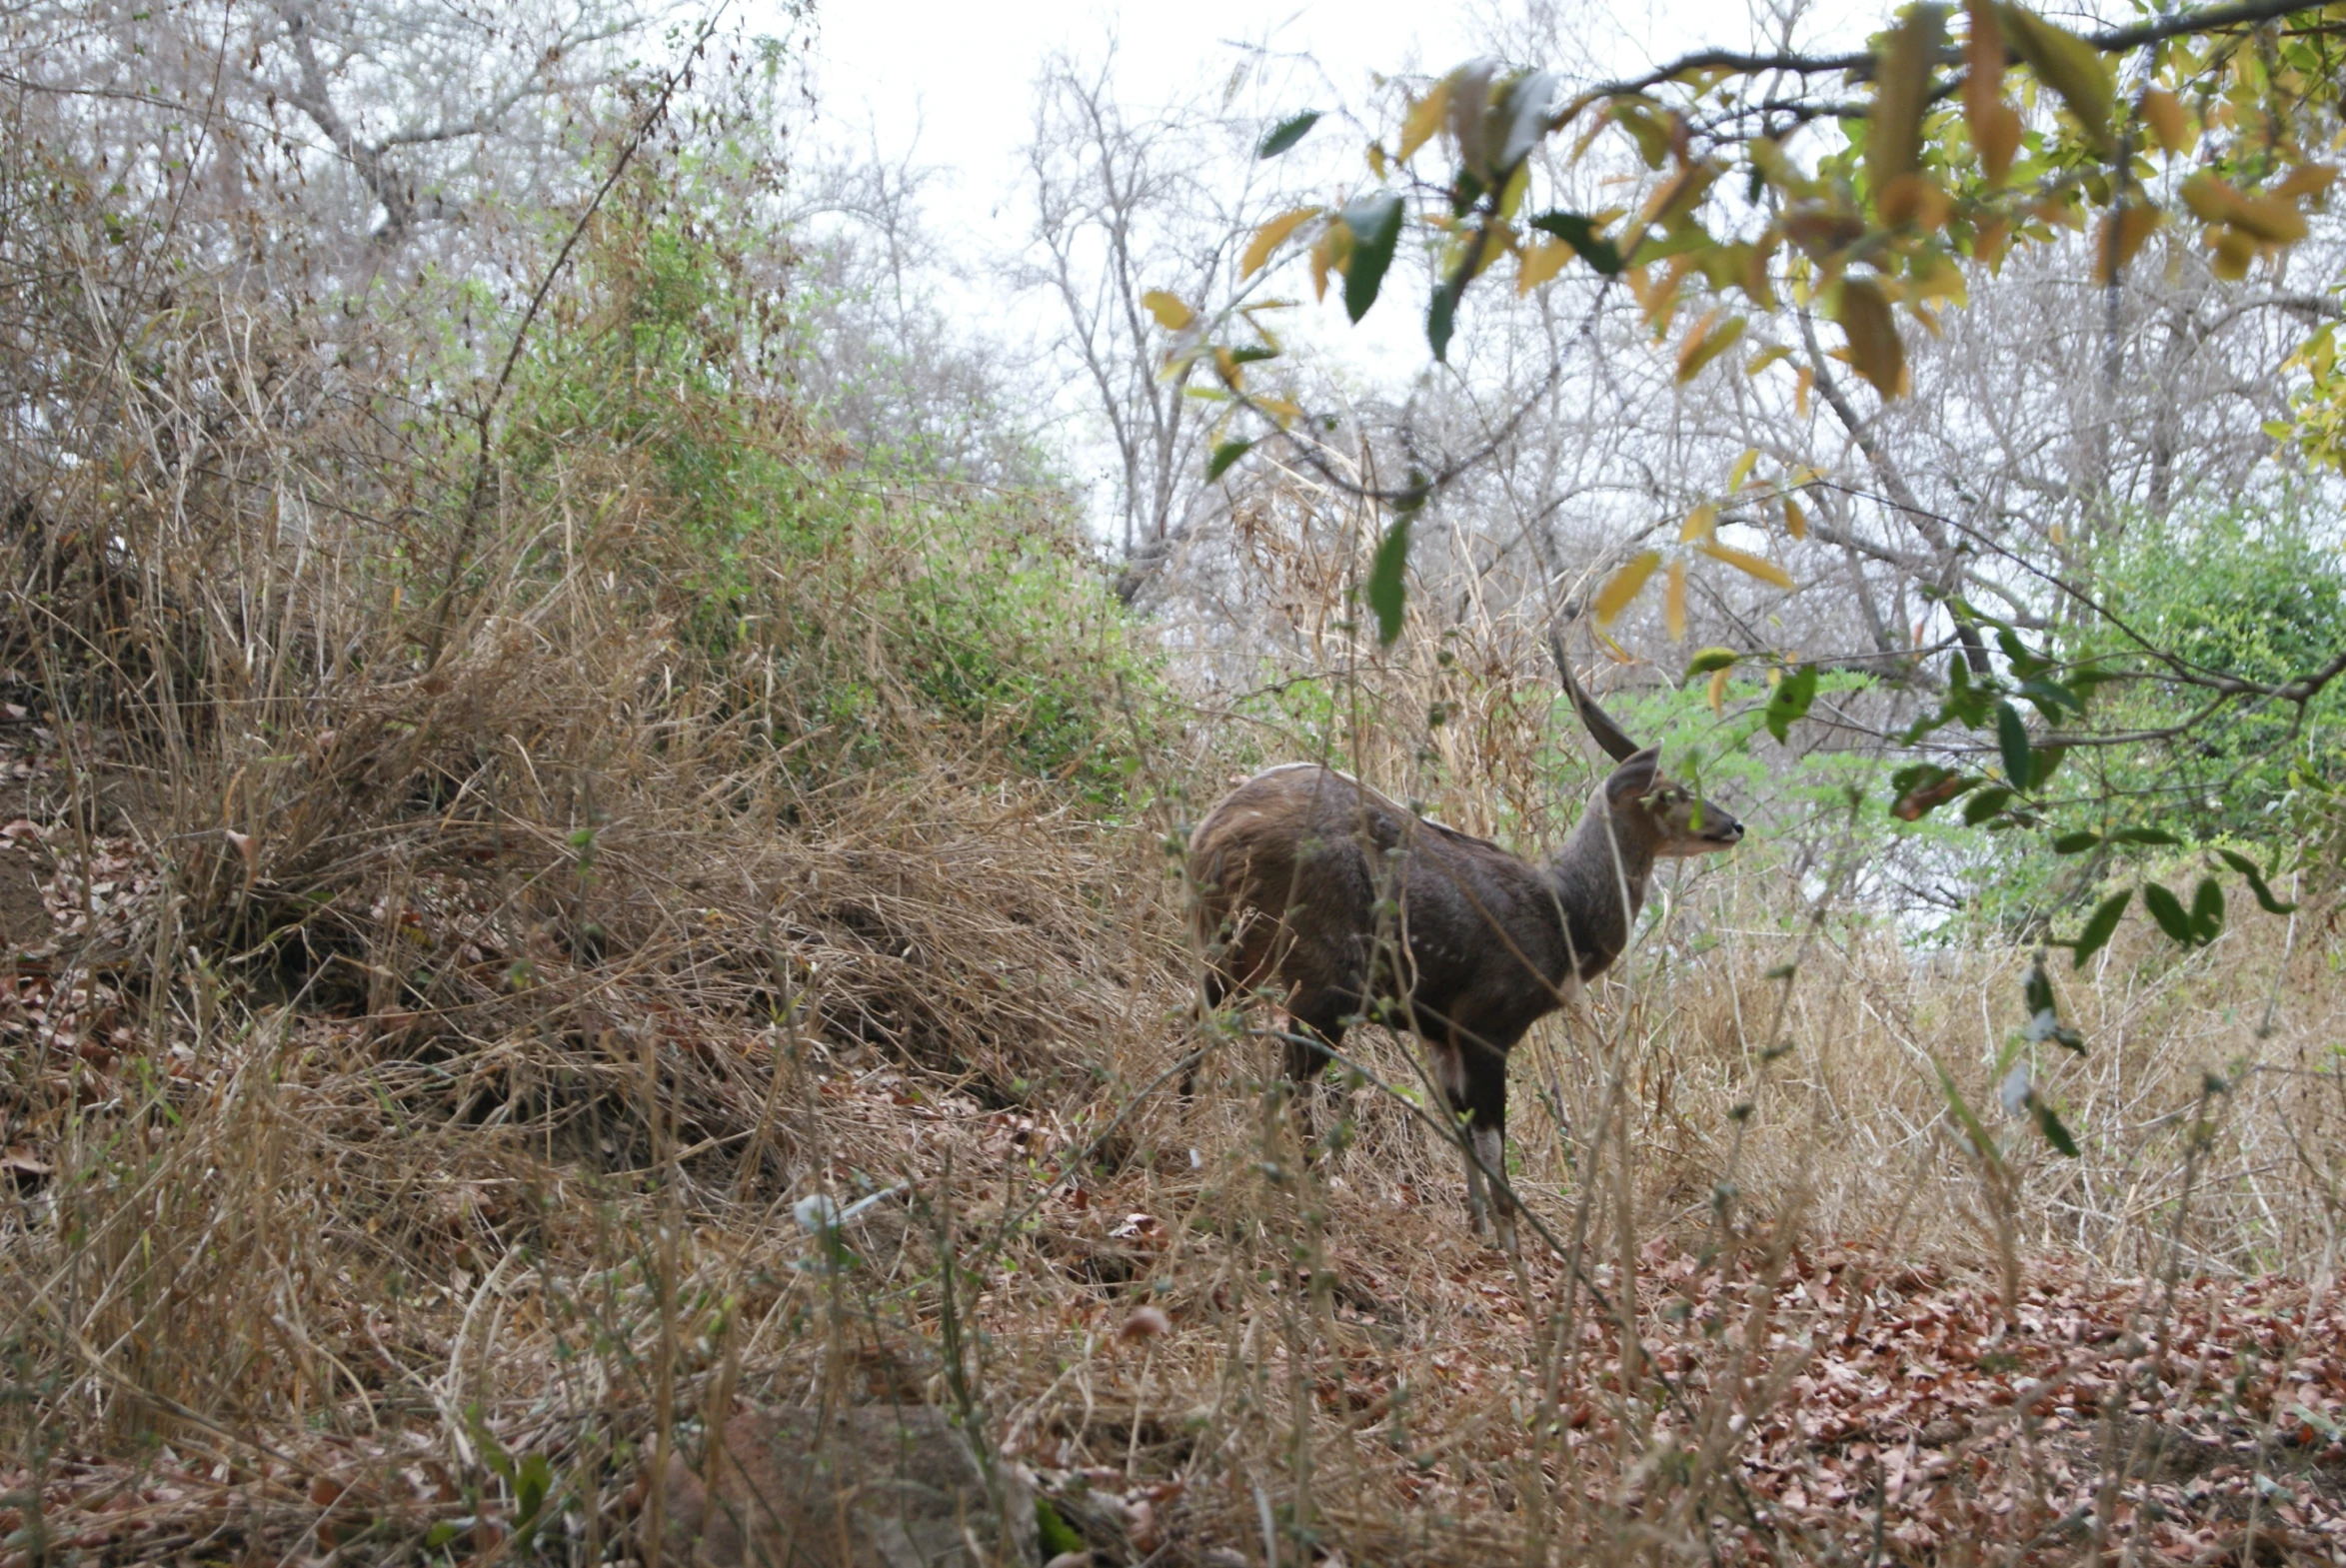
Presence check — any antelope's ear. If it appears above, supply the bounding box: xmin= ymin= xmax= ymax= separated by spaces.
xmin=1603 ymin=747 xmax=1661 ymax=801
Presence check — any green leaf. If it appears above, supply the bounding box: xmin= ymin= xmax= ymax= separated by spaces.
xmin=2141 ymin=881 xmax=2194 ymax=945
xmin=1996 ymin=628 xmax=2049 ymax=679
xmin=1935 ymin=1060 xmax=2000 ymax=1164
xmin=2070 ymin=888 xmax=2130 ymax=968
xmin=2018 ymin=678 xmax=2080 ymax=719
xmin=2051 ymin=830 xmax=2100 ymax=854
xmin=1427 ymin=264 xmax=1466 ymax=362
xmin=2032 ymin=1097 xmax=2080 ymax=1157
xmin=1685 ymin=646 xmax=1739 ymax=677
xmin=1527 ymin=210 xmax=1624 ymax=275
xmin=1763 ymin=664 xmax=1818 ymax=744
xmin=1367 ymin=513 xmax=1413 ymax=645
xmin=1341 ymin=193 xmax=1404 ymax=324
xmin=1206 ymin=439 xmax=1253 ymax=481
xmin=2023 ymin=954 xmax=2056 ymax=1019
xmin=1258 ymin=111 xmax=1322 ymax=159
xmin=516 ymin=1450 xmax=553 ymax=1529
xmin=1037 ymin=1499 xmax=1086 ymax=1558
xmin=2189 ymin=876 xmax=2225 ymax=943
xmin=1962 ymin=785 xmax=2014 ymax=825
xmin=1996 ymin=701 xmax=2033 ymax=790
xmin=2216 ymin=847 xmax=2299 ymax=914
xmin=2108 ymin=825 xmax=2182 ymax=846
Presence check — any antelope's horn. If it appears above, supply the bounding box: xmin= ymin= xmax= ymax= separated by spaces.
xmin=1545 ymin=629 xmax=1643 ymax=764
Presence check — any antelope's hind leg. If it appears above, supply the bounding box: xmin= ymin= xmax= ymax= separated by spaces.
xmin=1181 ymin=966 xmax=1235 ymax=1099
xmin=1424 ymin=1034 xmax=1490 ymax=1238
xmin=1277 ymin=990 xmax=1351 ymax=1153
xmin=1430 ymin=1032 xmax=1516 ymax=1250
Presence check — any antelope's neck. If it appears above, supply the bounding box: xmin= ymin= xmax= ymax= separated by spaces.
xmin=1544 ymin=795 xmax=1655 ymax=976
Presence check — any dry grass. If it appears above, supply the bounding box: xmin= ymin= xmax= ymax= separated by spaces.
xmin=5 ymin=142 xmax=2346 ymax=1568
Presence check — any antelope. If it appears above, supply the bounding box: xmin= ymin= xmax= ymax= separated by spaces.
xmin=1185 ymin=635 xmax=1744 ymax=1249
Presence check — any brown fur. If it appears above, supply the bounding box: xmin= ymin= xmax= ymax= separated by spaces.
xmin=1187 ymin=746 xmax=1742 ymax=1247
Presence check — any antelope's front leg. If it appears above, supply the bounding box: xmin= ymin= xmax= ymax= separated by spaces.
xmin=1459 ymin=1035 xmax=1515 ymax=1253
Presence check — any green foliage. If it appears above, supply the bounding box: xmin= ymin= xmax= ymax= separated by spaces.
xmin=1888 ymin=503 xmax=2340 ymax=944
xmin=1257 ymin=111 xmax=1321 ymax=159
xmin=487 ymin=142 xmax=1173 ymax=808
xmin=2071 ymin=506 xmax=2345 ymax=844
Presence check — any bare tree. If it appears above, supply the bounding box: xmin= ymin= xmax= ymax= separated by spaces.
xmin=784 ymin=136 xmax=1057 ymax=488
xmin=6 ymin=0 xmax=687 ymax=259
xmin=1016 ymin=47 xmax=1266 ymax=575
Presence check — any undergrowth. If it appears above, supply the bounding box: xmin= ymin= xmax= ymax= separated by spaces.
xmin=3 ymin=56 xmax=2345 ymax=1568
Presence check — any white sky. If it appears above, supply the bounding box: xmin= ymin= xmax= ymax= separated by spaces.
xmin=782 ymin=0 xmax=1883 ymax=505
xmin=799 ymin=0 xmax=1498 ymax=386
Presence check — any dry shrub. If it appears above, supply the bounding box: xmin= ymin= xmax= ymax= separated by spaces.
xmin=6 ymin=115 xmax=2346 ymax=1568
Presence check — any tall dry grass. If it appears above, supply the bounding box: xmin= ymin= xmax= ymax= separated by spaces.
xmin=4 ymin=106 xmax=2345 ymax=1568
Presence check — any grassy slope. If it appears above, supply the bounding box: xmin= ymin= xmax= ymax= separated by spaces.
xmin=3 ymin=156 xmax=2345 ymax=1568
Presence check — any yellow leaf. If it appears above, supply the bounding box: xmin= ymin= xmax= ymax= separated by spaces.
xmin=1969 ymin=216 xmax=2009 ymax=273
xmin=1869 ymin=5 xmax=1940 ymax=197
xmin=1878 ymin=174 xmax=1952 ymax=231
xmin=1741 ymin=238 xmax=1780 ymax=309
xmin=1728 ymin=447 xmax=1759 ymax=492
xmin=1309 ymin=230 xmax=1334 ymax=302
xmin=1664 ymin=559 xmax=1688 ymax=641
xmin=1254 ymin=395 xmax=1302 ymax=428
xmin=1680 ymin=503 xmax=1719 ymax=543
xmin=1696 ymin=542 xmax=1795 ymax=590
xmin=2181 ymin=174 xmax=2306 ymax=244
xmin=1783 ymin=496 xmax=1808 ymax=539
xmin=2140 ymin=88 xmax=2188 ymax=155
xmin=1833 ymin=277 xmax=1906 ymax=399
xmin=1214 ymin=346 xmax=1242 ymax=387
xmin=2272 ymin=163 xmax=2339 ymax=202
xmin=1466 ymin=219 xmax=1514 ymax=280
xmin=1909 ymin=252 xmax=1968 ymax=306
xmin=1142 ymin=290 xmax=1195 ymax=331
xmin=1707 ymin=664 xmax=1730 ymax=716
xmin=1400 ymin=79 xmax=1451 ymax=162
xmin=1963 ymin=0 xmax=2019 ymax=184
xmin=1998 ymin=4 xmax=2114 ymax=157
xmin=2209 ymin=224 xmax=2257 ymax=280
xmin=1630 ymin=254 xmax=1692 ymax=331
xmin=1745 ymin=343 xmax=1792 ymax=376
xmin=1517 ymin=238 xmax=1575 ymax=295
xmin=1795 ymin=364 xmax=1813 ymax=418
xmin=1782 ymin=202 xmax=1867 ymax=260
xmin=1636 ymin=160 xmax=1724 ymax=233
xmin=1675 ymin=312 xmax=1745 ymax=382
xmin=1241 ymin=208 xmax=1320 ymax=279
xmin=2093 ymin=202 xmax=2161 ymax=284
xmin=1593 ymin=551 xmax=1661 ymax=625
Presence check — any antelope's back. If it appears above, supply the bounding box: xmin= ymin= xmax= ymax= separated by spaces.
xmin=1187 ymin=766 xmax=1318 ymax=934
xmin=1187 ymin=765 xmax=1403 ymax=945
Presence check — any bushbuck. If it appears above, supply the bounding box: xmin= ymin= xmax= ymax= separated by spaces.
xmin=1186 ymin=636 xmax=1744 ymax=1248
